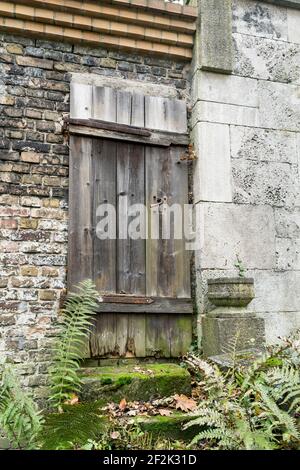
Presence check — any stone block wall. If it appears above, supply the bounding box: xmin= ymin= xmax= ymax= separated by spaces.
xmin=0 ymin=32 xmax=190 ymax=395
xmin=192 ymin=0 xmax=300 ymax=345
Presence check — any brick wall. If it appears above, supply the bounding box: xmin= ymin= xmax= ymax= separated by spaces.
xmin=0 ymin=32 xmax=191 ymax=398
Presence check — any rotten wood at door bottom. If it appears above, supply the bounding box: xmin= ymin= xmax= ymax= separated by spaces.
xmin=88 ymin=312 xmax=193 ymax=358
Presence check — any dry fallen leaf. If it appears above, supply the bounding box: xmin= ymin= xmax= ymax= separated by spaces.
xmin=64 ymin=394 xmax=79 ymax=406
xmin=174 ymin=394 xmax=197 ymax=412
xmin=119 ymin=398 xmax=127 ymax=411
xmin=159 ymin=408 xmax=173 ymax=416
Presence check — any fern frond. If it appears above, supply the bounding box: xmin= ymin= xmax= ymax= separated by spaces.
xmin=0 ymin=365 xmax=44 ymax=449
xmin=48 ymin=279 xmax=99 ymax=409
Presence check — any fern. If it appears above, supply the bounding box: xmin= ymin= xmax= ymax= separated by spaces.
xmin=48 ymin=279 xmax=99 ymax=410
xmin=185 ymin=337 xmax=300 ymax=450
xmin=0 ymin=364 xmax=44 ymax=449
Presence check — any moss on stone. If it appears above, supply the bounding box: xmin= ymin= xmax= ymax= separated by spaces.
xmin=135 ymin=413 xmax=198 ymax=441
xmin=41 ymin=402 xmax=106 ymax=450
xmin=79 ymin=363 xmax=191 ymax=403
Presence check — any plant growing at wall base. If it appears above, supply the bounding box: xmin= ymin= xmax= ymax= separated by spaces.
xmin=0 ymin=364 xmax=44 ymax=450
xmin=48 ymin=279 xmax=99 ymax=410
xmin=184 ymin=337 xmax=300 ymax=450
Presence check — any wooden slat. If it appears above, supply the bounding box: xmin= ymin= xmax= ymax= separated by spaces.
xmin=68 ymin=136 xmax=93 ymax=289
xmin=68 ymin=124 xmax=189 ymax=146
xmin=102 ymin=294 xmax=153 ymax=304
xmin=146 ymin=314 xmax=171 ymax=358
xmin=145 ymin=96 xmax=187 ymax=132
xmin=93 ymin=86 xmax=117 ymax=122
xmin=117 ymin=90 xmax=132 ymax=125
xmin=68 ymin=136 xmax=93 ymax=358
xmin=92 ymin=138 xmax=117 ymax=293
xmin=70 ymin=83 xmax=92 ymax=119
xmin=96 ymin=297 xmax=193 ymax=314
xmin=116 ymin=142 xmax=146 ymax=295
xmin=68 ymin=118 xmax=151 ymax=136
xmin=131 ymin=93 xmax=145 ymax=128
xmin=145 ymin=145 xmax=190 ymax=298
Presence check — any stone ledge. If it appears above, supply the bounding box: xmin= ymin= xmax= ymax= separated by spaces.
xmin=79 ymin=363 xmax=191 ymax=402
xmin=263 ymin=0 xmax=300 ymax=9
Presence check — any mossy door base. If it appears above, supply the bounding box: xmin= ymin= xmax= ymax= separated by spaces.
xmin=89 ymin=313 xmax=193 ymax=359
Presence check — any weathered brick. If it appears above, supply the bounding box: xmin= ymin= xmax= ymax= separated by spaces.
xmin=0 ymin=151 xmax=19 ymax=161
xmin=43 ymin=198 xmax=60 ymax=208
xmin=6 ymin=43 xmax=24 ymax=55
xmin=20 ymin=196 xmax=41 ymax=207
xmin=20 ymin=265 xmax=38 ymax=276
xmin=0 ymin=95 xmax=15 ymax=105
xmin=16 ymin=56 xmax=54 ymax=70
xmin=0 ymin=219 xmax=17 ymax=229
xmin=5 ymin=130 xmax=24 ymax=139
xmin=20 ymin=151 xmax=41 ymax=163
xmin=42 ymin=176 xmax=61 ymax=187
xmin=39 ymin=290 xmax=58 ymax=301
xmin=46 ymin=134 xmax=64 ymax=143
xmin=19 ymin=218 xmax=38 ymax=229
xmin=25 ymin=109 xmax=43 ymax=119
xmin=41 ymin=267 xmax=59 ymax=277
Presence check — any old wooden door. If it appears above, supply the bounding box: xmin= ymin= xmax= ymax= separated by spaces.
xmin=68 ymin=83 xmax=193 ymax=358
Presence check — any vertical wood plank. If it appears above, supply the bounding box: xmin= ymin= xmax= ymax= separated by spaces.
xmin=169 ymin=314 xmax=193 ymax=357
xmin=145 ymin=145 xmax=190 ymax=298
xmin=92 ymin=138 xmax=117 ymax=294
xmin=70 ymin=83 xmax=92 ymax=119
xmin=68 ymin=136 xmax=93 ymax=290
xmin=145 ymin=315 xmax=171 ymax=358
xmin=92 ymin=86 xmax=117 ymax=122
xmin=117 ymin=142 xmax=146 ymax=295
xmin=145 ymin=96 xmax=187 ymax=132
xmin=117 ymin=90 xmax=132 ymax=125
xmin=131 ymin=93 xmax=145 ymax=127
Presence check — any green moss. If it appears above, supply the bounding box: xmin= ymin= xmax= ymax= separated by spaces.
xmin=79 ymin=363 xmax=191 ymax=403
xmin=136 ymin=413 xmax=198 ymax=442
xmin=41 ymin=402 xmax=107 ymax=450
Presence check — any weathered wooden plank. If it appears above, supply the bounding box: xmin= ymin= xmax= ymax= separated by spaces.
xmin=131 ymin=93 xmax=145 ymax=128
xmin=170 ymin=145 xmax=191 ymax=298
xmin=102 ymin=294 xmax=153 ymax=304
xmin=92 ymin=86 xmax=117 ymax=122
xmin=68 ymin=118 xmax=151 ymax=136
xmin=145 ymin=315 xmax=171 ymax=358
xmin=117 ymin=90 xmax=132 ymax=125
xmin=164 ymin=99 xmax=187 ymax=133
xmin=145 ymin=96 xmax=187 ymax=132
xmin=169 ymin=314 xmax=193 ymax=357
xmin=90 ymin=313 xmax=118 ymax=357
xmin=96 ymin=297 xmax=193 ymax=314
xmin=68 ymin=123 xmax=189 ymax=146
xmin=92 ymin=138 xmax=117 ymax=293
xmin=68 ymin=136 xmax=93 ymax=290
xmin=117 ymin=142 xmax=146 ymax=295
xmin=145 ymin=145 xmax=190 ymax=298
xmin=70 ymin=83 xmax=92 ymax=119
xmin=127 ymin=314 xmax=146 ymax=357
xmin=90 ymin=313 xmax=147 ymax=358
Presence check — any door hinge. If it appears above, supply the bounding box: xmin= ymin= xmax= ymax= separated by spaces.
xmin=180 ymin=144 xmax=197 ymax=162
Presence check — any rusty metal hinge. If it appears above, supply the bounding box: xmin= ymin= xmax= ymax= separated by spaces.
xmin=180 ymin=144 xmax=197 ymax=162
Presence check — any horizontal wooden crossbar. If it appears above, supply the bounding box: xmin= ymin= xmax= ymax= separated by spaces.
xmin=67 ymin=118 xmax=190 ymax=146
xmin=96 ymin=297 xmax=193 ymax=314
